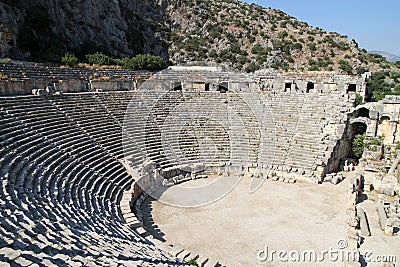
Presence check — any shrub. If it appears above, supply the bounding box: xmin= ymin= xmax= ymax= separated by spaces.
xmin=368 ymin=138 xmax=382 ymax=146
xmin=0 ymin=58 xmax=11 ymax=64
xmin=367 ymin=71 xmax=392 ymax=100
xmin=308 ymin=43 xmax=317 ymax=51
xmin=352 ymin=133 xmax=366 ymax=159
xmin=251 ymin=43 xmax=263 ymax=55
xmin=187 ymin=259 xmax=198 ymax=266
xmin=245 ymin=62 xmax=259 ymax=73
xmin=338 ymin=60 xmax=353 ymax=74
xmin=390 ymin=72 xmax=400 ymax=83
xmin=356 ymin=67 xmax=367 ymax=75
xmin=231 ymin=44 xmax=241 ymax=54
xmin=120 ymin=54 xmax=166 ymax=70
xmin=208 ymin=49 xmax=217 ymax=58
xmin=293 ymin=42 xmax=303 ymax=50
xmin=61 ymin=52 xmax=78 ymax=67
xmin=86 ymin=52 xmax=115 ymax=65
xmin=278 ymin=31 xmax=288 ymax=39
xmin=355 ymin=93 xmax=363 ymax=106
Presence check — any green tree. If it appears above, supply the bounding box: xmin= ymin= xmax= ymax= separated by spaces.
xmin=245 ymin=62 xmax=259 ymax=73
xmin=61 ymin=52 xmax=78 ymax=67
xmin=352 ymin=133 xmax=366 ymax=159
xmin=355 ymin=93 xmax=363 ymax=106
xmin=367 ymin=71 xmax=391 ymax=100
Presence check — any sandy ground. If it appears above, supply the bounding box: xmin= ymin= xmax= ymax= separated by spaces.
xmin=144 ymin=176 xmax=350 ymax=266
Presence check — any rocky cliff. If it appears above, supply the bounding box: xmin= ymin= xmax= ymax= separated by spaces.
xmin=0 ymin=0 xmax=396 ymax=73
xmin=0 ymin=0 xmax=169 ymax=61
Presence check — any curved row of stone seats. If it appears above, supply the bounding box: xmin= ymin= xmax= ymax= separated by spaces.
xmin=94 ymin=91 xmax=137 ymax=124
xmin=121 ymin=90 xmax=184 ymax=169
xmin=284 ymin=94 xmax=334 ymax=170
xmin=147 ymin=92 xmax=233 ymax=169
xmin=0 ymin=101 xmax=129 ymax=220
xmin=48 ymin=94 xmax=130 ymax=159
xmin=139 ymin=90 xmax=267 ymax=173
xmin=264 ymin=92 xmax=305 ymax=168
xmin=226 ymin=93 xmax=261 ymax=164
xmin=0 ymin=95 xmax=140 ymax=212
xmin=119 ymin=88 xmax=269 ymax=175
xmin=295 ymin=92 xmax=350 ymax=166
xmin=263 ymin=90 xmax=351 ymax=179
xmin=0 ymin=99 xmax=181 ymax=265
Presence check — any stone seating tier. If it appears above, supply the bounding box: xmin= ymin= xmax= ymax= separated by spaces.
xmin=0 ymin=99 xmax=179 ymax=265
xmin=0 ymin=88 xmax=352 ymax=265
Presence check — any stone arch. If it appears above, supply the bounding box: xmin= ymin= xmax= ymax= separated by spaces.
xmin=350 ymin=117 xmax=370 ymax=128
xmin=349 ymin=121 xmax=368 ymax=159
xmin=379 ymin=113 xmax=394 ymax=121
xmin=355 ymin=107 xmax=370 ymax=118
xmin=350 ymin=121 xmax=367 ymax=136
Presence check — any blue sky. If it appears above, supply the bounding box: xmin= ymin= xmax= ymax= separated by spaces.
xmin=242 ymin=0 xmax=400 ymax=55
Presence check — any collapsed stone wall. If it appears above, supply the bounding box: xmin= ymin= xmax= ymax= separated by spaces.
xmin=359 ymin=96 xmax=400 ymax=145
xmin=351 ymin=96 xmax=400 ymax=197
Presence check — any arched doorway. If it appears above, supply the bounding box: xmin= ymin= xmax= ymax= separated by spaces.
xmin=377 ymin=115 xmax=391 ymax=144
xmin=355 ymin=107 xmax=369 ymax=118
xmin=350 ymin=122 xmax=368 ymax=159
xmin=351 ymin=121 xmax=367 ymax=136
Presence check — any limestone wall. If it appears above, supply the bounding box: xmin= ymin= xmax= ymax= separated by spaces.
xmin=256 ymin=71 xmax=366 ymax=96
xmin=0 ymin=62 xmax=151 ymax=95
xmin=358 ymin=96 xmax=400 ymax=145
xmin=0 ymin=79 xmax=31 ymax=94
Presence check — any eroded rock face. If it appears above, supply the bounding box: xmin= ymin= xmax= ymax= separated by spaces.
xmin=0 ymin=0 xmax=169 ymax=60
xmin=0 ymin=2 xmax=22 ymax=57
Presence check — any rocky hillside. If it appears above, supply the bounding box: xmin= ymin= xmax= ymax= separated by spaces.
xmin=0 ymin=0 xmax=398 ymax=73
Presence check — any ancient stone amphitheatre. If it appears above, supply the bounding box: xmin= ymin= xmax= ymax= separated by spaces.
xmin=0 ymin=61 xmax=398 ymax=267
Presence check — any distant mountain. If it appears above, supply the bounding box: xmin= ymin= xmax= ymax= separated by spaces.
xmin=370 ymin=51 xmax=400 ymax=63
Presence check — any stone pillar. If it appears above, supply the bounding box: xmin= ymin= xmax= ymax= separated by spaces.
xmin=390 ymin=121 xmax=398 ymax=144
xmin=290 ymin=82 xmax=295 ymax=91
xmin=367 ymin=111 xmax=379 ymax=138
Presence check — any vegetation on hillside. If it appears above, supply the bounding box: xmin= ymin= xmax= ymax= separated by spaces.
xmin=162 ymin=0 xmax=400 ymax=74
xmin=367 ymin=70 xmax=400 ymax=101
xmin=63 ymin=52 xmax=166 ymax=70
xmin=6 ymin=0 xmax=400 ymax=75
